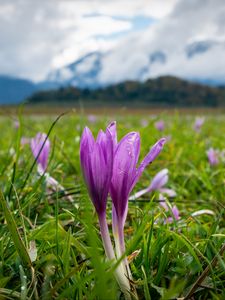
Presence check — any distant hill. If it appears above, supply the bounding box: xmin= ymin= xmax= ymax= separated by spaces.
xmin=27 ymin=76 xmax=225 ymax=107
xmin=0 ymin=75 xmax=36 ymax=104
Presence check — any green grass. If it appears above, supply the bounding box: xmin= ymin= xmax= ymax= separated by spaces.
xmin=0 ymin=111 xmax=224 ymax=299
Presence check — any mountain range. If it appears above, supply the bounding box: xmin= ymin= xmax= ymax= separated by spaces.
xmin=0 ymin=39 xmax=225 ymax=104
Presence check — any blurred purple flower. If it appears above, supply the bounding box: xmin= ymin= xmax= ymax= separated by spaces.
xmin=160 ymin=201 xmax=180 ymax=223
xmin=154 ymin=120 xmax=165 ymax=131
xmin=14 ymin=120 xmax=20 ymax=129
xmin=21 ymin=137 xmax=31 ymax=146
xmin=166 ymin=205 xmax=180 ymax=223
xmin=30 ymin=133 xmax=50 ymax=173
xmin=206 ymin=147 xmax=219 ymax=166
xmin=140 ymin=119 xmax=148 ymax=127
xmin=87 ymin=114 xmax=97 ymax=123
xmin=194 ymin=117 xmax=205 ymax=132
xmin=129 ymin=168 xmax=176 ymax=200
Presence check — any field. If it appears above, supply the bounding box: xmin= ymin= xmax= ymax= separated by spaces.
xmin=0 ymin=109 xmax=224 ymax=300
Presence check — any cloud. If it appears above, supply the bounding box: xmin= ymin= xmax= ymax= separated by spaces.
xmin=0 ymin=0 xmax=176 ymax=81
xmin=0 ymin=0 xmax=177 ymax=80
xmin=1 ymin=0 xmax=224 ymax=84
xmin=98 ymin=0 xmax=225 ymax=84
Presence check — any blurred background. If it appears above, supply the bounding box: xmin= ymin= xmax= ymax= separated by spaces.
xmin=0 ymin=0 xmax=225 ymax=110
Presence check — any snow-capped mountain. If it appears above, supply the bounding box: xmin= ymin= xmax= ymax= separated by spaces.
xmin=47 ymin=52 xmax=103 ymax=89
xmin=1 ymin=38 xmax=225 ymax=104
xmin=45 ymin=38 xmax=225 ymax=89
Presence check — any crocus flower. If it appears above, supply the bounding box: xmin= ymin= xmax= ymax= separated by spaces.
xmin=194 ymin=117 xmax=205 ymax=132
xmin=80 ymin=126 xmax=115 ymax=258
xmin=80 ymin=124 xmax=131 ymax=296
xmin=14 ymin=120 xmax=20 ymax=129
xmin=154 ymin=120 xmax=165 ymax=131
xmin=30 ymin=133 xmax=73 ymax=202
xmin=109 ymin=122 xmax=165 ymax=271
xmin=87 ymin=114 xmax=97 ymax=123
xmin=162 ymin=204 xmax=180 ymax=223
xmin=21 ymin=137 xmax=31 ymax=146
xmin=129 ymin=169 xmax=176 ymax=200
xmin=140 ymin=119 xmax=148 ymax=127
xmin=30 ymin=133 xmax=50 ymax=174
xmin=206 ymin=147 xmax=219 ymax=166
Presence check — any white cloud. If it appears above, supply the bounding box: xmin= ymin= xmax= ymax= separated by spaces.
xmin=0 ymin=0 xmax=177 ymax=81
xmin=98 ymin=0 xmax=225 ymax=84
xmin=0 ymin=0 xmax=225 ymax=84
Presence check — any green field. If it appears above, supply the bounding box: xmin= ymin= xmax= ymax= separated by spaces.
xmin=0 ymin=110 xmax=224 ymax=299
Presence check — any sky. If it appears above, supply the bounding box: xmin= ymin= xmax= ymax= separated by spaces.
xmin=0 ymin=0 xmax=225 ymax=84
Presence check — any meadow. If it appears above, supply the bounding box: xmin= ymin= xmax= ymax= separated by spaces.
xmin=0 ymin=109 xmax=224 ymax=300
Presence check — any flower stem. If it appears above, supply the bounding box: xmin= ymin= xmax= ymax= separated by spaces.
xmin=98 ymin=213 xmax=115 ymax=260
xmin=98 ymin=213 xmax=131 ymax=299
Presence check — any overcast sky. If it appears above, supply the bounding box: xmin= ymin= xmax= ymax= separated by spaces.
xmin=0 ymin=0 xmax=225 ymax=83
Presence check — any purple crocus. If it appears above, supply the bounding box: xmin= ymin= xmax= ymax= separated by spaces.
xmin=110 ymin=131 xmax=166 ymax=229
xmin=21 ymin=137 xmax=31 ymax=146
xmin=87 ymin=114 xmax=97 ymax=123
xmin=108 ymin=122 xmax=165 ymax=258
xmin=31 ymin=133 xmax=73 ymax=203
xmin=206 ymin=147 xmax=219 ymax=166
xmin=161 ymin=203 xmax=180 ymax=223
xmin=129 ymin=168 xmax=176 ymax=200
xmin=80 ymin=124 xmax=131 ymax=296
xmin=30 ymin=133 xmax=50 ymax=174
xmin=107 ymin=122 xmax=165 ymax=288
xmin=140 ymin=119 xmax=148 ymax=127
xmin=154 ymin=120 xmax=165 ymax=131
xmin=80 ymin=126 xmax=115 ymax=259
xmin=194 ymin=117 xmax=205 ymax=132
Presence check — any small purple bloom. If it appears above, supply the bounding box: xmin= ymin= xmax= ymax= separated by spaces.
xmin=206 ymin=147 xmax=219 ymax=166
xmin=129 ymin=168 xmax=176 ymax=200
xmin=160 ymin=201 xmax=180 ymax=223
xmin=154 ymin=120 xmax=165 ymax=131
xmin=140 ymin=119 xmax=148 ymax=127
xmin=14 ymin=120 xmax=20 ymax=129
xmin=166 ymin=205 xmax=180 ymax=223
xmin=194 ymin=117 xmax=205 ymax=132
xmin=21 ymin=137 xmax=31 ymax=146
xmin=87 ymin=114 xmax=97 ymax=123
xmin=80 ymin=126 xmax=113 ymax=216
xmin=30 ymin=133 xmax=50 ymax=173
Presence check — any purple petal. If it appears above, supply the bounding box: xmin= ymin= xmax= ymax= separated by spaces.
xmin=149 ymin=169 xmax=168 ymax=191
xmin=159 ymin=188 xmax=177 ymax=197
xmin=206 ymin=148 xmax=219 ymax=166
xmin=129 ymin=187 xmax=149 ymax=200
xmin=30 ymin=133 xmax=50 ymax=172
xmin=171 ymin=205 xmax=180 ymax=220
xmin=134 ymin=138 xmax=166 ymax=186
xmin=110 ymin=132 xmax=140 ymax=221
xmin=80 ymin=127 xmax=95 ymax=156
xmin=194 ymin=117 xmax=205 ymax=132
xmin=129 ymin=169 xmax=171 ymax=200
xmin=80 ymin=126 xmax=113 ymax=215
xmin=154 ymin=120 xmax=165 ymax=131
xmin=107 ymin=121 xmax=117 ymax=149
xmin=160 ymin=201 xmax=169 ymax=211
